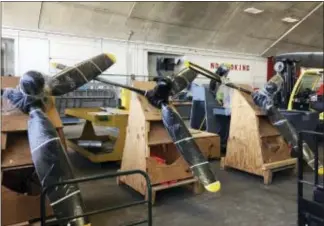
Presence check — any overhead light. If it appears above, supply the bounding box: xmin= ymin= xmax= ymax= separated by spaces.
xmin=244 ymin=7 xmax=264 ymax=14
xmin=282 ymin=17 xmax=299 ymax=23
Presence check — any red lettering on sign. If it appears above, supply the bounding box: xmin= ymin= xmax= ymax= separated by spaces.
xmin=210 ymin=62 xmax=250 ymax=71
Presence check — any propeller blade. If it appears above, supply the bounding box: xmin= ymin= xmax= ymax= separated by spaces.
xmin=95 ymin=76 xmax=146 ymax=96
xmin=186 ymin=61 xmax=252 ymax=94
xmin=266 ymin=106 xmax=323 ymax=175
xmin=51 ymin=61 xmax=147 ymax=95
xmin=185 ymin=61 xmax=252 ymax=94
xmin=52 ymin=62 xmax=198 ymax=98
xmin=185 ymin=61 xmax=222 ymax=82
xmin=28 ymin=108 xmax=90 ymax=226
xmin=51 ymin=62 xmax=69 ymax=70
xmin=161 ymin=104 xmax=221 ymax=192
xmin=48 ymin=53 xmax=116 ymax=96
xmin=170 ymin=67 xmax=198 ymax=95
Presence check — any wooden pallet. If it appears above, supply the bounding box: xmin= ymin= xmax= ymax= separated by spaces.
xmin=118 ymin=173 xmax=204 ymax=205
xmin=221 ymin=85 xmax=297 ymax=185
xmin=117 ymin=81 xmax=220 ymax=204
xmin=221 ymin=157 xmax=297 ymax=184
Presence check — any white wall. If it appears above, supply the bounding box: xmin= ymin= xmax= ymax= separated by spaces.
xmin=2 ymin=27 xmax=267 ymax=88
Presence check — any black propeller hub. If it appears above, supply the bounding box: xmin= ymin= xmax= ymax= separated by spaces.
xmin=20 ymin=70 xmax=45 ymax=96
xmin=145 ymin=77 xmax=173 ymax=108
xmin=3 ymin=70 xmax=47 ymax=114
xmin=215 ymin=64 xmax=230 ymax=77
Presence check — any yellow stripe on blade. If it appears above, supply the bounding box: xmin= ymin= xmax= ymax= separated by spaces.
xmin=105 ymin=53 xmax=116 ymax=63
xmin=204 ymin=181 xmax=221 ymax=193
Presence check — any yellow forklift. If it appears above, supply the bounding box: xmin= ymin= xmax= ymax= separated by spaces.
xmin=287 ymin=69 xmax=323 ymax=121
xmin=272 ymin=52 xmax=323 ymax=122
xmin=272 ymin=52 xmax=323 ymax=153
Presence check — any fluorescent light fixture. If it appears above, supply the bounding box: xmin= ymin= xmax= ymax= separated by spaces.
xmin=244 ymin=7 xmax=264 ymax=14
xmin=282 ymin=17 xmax=299 ymax=23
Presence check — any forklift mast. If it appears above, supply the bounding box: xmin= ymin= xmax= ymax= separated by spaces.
xmin=273 ymin=58 xmax=299 ymax=109
xmin=273 ymin=52 xmax=323 ymax=109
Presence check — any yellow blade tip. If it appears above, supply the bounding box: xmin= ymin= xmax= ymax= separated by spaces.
xmin=184 ymin=60 xmax=190 ymax=68
xmin=50 ymin=62 xmax=57 ymax=68
xmin=318 ymin=167 xmax=324 ymax=175
xmin=204 ymin=181 xmax=221 ymax=193
xmin=105 ymin=53 xmax=116 ymax=63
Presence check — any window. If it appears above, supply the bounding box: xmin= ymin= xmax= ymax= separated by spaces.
xmin=1 ymin=38 xmax=15 ymax=76
xmin=297 ymin=74 xmax=320 ymax=93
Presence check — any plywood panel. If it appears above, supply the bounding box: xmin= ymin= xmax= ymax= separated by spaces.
xmin=1 ymin=132 xmax=33 ymax=169
xmin=258 ymin=116 xmax=280 ymax=137
xmin=225 ymin=89 xmax=264 ymax=175
xmin=147 ymin=153 xmax=192 ymax=185
xmin=119 ymin=81 xmax=221 ymax=198
xmin=1 ymin=76 xmax=20 ymax=88
xmin=132 ymin=81 xmax=162 ymax=121
xmin=1 ymin=133 xmax=8 ymax=150
xmin=148 ymin=121 xmax=172 ymax=145
xmin=1 ymin=186 xmax=52 ymax=225
xmin=224 ymin=88 xmax=292 ymax=182
xmin=1 ymin=101 xmax=62 ymax=132
xmin=119 ymin=90 xmax=149 ymax=195
xmin=261 ymin=136 xmax=290 ymax=164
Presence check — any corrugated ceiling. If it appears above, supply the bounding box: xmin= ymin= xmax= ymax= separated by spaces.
xmin=2 ymin=1 xmax=323 ymax=56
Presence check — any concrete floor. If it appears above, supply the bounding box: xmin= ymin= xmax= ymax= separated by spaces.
xmin=62 ymin=123 xmax=320 ymax=226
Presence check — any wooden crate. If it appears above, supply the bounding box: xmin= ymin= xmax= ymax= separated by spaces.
xmin=117 ymin=81 xmax=220 ymax=204
xmin=221 ymin=85 xmax=297 ymax=184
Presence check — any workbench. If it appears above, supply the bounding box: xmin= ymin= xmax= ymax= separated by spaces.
xmin=65 ymin=107 xmax=129 ymax=163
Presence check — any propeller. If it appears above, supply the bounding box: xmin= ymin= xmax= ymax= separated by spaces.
xmin=52 ymin=62 xmax=222 ymax=193
xmin=185 ymin=61 xmax=324 ymax=176
xmin=2 ymin=53 xmax=116 ymax=226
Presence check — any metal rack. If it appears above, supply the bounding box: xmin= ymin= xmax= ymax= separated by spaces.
xmin=54 ymin=74 xmax=151 ymax=120
xmin=298 ymin=130 xmax=324 ymax=226
xmin=55 ymin=80 xmax=118 ymax=116
xmin=40 ymin=170 xmax=153 ymax=226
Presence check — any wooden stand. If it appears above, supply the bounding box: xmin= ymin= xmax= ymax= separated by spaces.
xmin=117 ymin=81 xmax=220 ymax=204
xmin=1 ymin=77 xmax=63 ymax=225
xmin=221 ymin=86 xmax=297 ymax=185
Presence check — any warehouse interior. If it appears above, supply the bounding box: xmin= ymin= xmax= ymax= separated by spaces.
xmin=1 ymin=1 xmax=324 ymax=226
